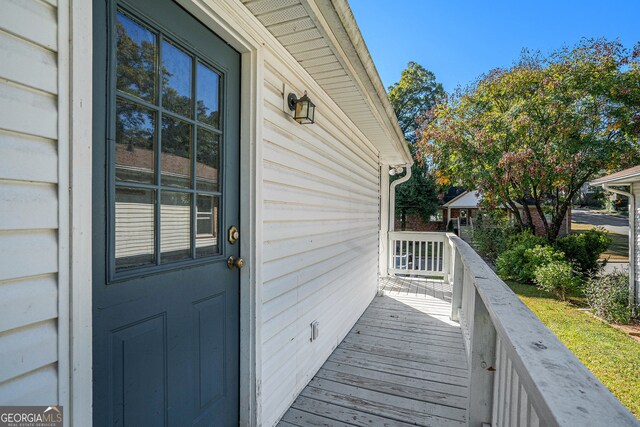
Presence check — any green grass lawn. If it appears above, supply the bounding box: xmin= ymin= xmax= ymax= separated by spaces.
xmin=507 ymin=281 xmax=640 ymax=418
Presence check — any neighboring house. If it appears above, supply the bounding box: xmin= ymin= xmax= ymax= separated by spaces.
xmin=442 ymin=190 xmax=489 ymax=226
xmin=0 ymin=1 xmax=411 ymax=426
xmin=395 ymin=186 xmax=570 ymax=236
xmin=591 ymin=166 xmax=640 ymax=308
xmin=393 ymin=186 xmax=465 ymax=231
xmin=440 ymin=190 xmax=571 ymax=236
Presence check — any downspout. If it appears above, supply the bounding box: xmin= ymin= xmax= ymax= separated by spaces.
xmin=602 ymin=184 xmax=637 ymax=308
xmin=389 ymin=164 xmax=412 ymax=232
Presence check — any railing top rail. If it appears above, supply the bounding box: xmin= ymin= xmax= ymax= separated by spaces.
xmin=389 ymin=231 xmax=447 ymax=238
xmin=447 ymin=234 xmax=637 ymax=426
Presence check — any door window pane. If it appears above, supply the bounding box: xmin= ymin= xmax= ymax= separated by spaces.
xmin=116 ymin=12 xmax=157 ymax=102
xmin=161 ymin=191 xmax=192 ymax=262
xmin=162 ymin=40 xmax=193 ymax=118
xmin=161 ymin=116 xmax=192 ymax=188
xmin=115 ymin=187 xmax=155 ymax=270
xmin=196 ymin=129 xmax=219 ymax=192
xmin=196 ymin=63 xmax=220 ymax=128
xmin=112 ymin=9 xmax=227 ymax=275
xmin=115 ymin=100 xmax=155 ymax=184
xmin=196 ymin=195 xmax=219 ymax=257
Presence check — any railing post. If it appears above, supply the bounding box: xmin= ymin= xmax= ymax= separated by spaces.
xmin=450 ymin=248 xmax=463 ymax=321
xmin=467 ymin=286 xmax=497 ymax=427
xmin=443 ymin=237 xmax=451 ymax=283
xmin=388 ymin=234 xmax=394 ymax=277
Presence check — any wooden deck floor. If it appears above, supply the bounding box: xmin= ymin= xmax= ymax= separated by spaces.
xmin=278 ymin=277 xmax=469 ymax=427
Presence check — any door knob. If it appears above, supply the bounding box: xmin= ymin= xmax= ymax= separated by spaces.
xmin=227 ymin=256 xmax=245 ymax=270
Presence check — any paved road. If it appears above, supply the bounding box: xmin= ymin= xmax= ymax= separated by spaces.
xmin=572 ymin=208 xmax=629 ymax=235
xmin=602 ymin=262 xmax=629 ymax=274
xmin=572 ymin=209 xmax=630 ymax=272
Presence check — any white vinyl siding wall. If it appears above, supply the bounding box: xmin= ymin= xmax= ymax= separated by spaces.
xmin=0 ymin=0 xmax=61 ymax=404
xmin=260 ymin=51 xmax=381 ymax=427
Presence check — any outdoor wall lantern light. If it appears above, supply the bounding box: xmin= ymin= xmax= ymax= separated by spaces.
xmin=287 ymin=91 xmax=315 ymax=124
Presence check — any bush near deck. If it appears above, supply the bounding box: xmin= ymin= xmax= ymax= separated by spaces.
xmin=585 ymin=271 xmax=639 ymax=324
xmin=494 ymin=227 xmax=610 ymax=283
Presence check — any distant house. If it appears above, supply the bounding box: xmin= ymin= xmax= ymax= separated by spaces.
xmin=591 ymin=166 xmax=640 ymax=307
xmin=439 ymin=190 xmax=570 ymax=236
xmin=0 ymin=1 xmax=411 ymax=425
xmin=393 ymin=186 xmax=465 ymax=231
xmin=442 ymin=190 xmax=492 ymax=226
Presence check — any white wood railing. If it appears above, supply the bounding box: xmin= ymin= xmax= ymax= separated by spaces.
xmin=386 ymin=231 xmax=637 ymax=426
xmin=388 ymin=231 xmax=445 ymax=277
xmin=440 ymin=233 xmax=637 ymax=426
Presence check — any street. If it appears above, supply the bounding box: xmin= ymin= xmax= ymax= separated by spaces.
xmin=572 ymin=208 xmax=629 ymax=273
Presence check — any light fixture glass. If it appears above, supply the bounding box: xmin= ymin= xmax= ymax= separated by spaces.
xmin=288 ymin=91 xmax=315 ymax=124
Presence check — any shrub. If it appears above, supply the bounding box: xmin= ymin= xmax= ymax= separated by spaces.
xmin=555 ymin=227 xmax=611 ymax=275
xmin=470 ymin=213 xmax=513 ymax=261
xmin=505 ymin=230 xmax=546 ymax=251
xmin=585 ymin=271 xmax=637 ymax=324
xmin=495 ymin=231 xmax=547 ymax=282
xmin=526 ymin=245 xmax=566 ymax=269
xmin=534 ymin=260 xmax=580 ymax=301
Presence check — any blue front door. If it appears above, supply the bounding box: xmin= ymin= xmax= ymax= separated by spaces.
xmin=92 ymin=0 xmax=241 ymax=424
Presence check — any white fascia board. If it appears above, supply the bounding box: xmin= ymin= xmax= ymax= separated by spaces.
xmin=303 ymin=0 xmax=412 ymax=166
xmin=590 ymin=173 xmax=640 ymax=187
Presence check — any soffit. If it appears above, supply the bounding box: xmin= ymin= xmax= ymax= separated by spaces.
xmin=241 ymin=0 xmax=412 ymax=165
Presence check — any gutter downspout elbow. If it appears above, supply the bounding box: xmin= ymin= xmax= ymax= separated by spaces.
xmin=389 ymin=164 xmax=412 ymax=232
xmin=602 ymin=184 xmax=636 ymax=308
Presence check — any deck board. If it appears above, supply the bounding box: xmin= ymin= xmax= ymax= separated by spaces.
xmin=278 ymin=276 xmax=469 ymax=427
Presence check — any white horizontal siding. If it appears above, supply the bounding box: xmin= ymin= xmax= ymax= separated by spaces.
xmin=0 ymin=320 xmax=58 ymax=383
xmin=260 ymin=53 xmax=380 ymax=427
xmin=0 ymin=130 xmax=58 ymax=183
xmin=0 ymin=181 xmax=58 ymax=230
xmin=0 ymin=0 xmax=60 ymax=405
xmin=262 ymin=257 xmax=377 ymax=420
xmin=0 ymin=275 xmax=58 ymax=333
xmin=0 ymin=230 xmax=58 ymax=282
xmin=0 ymin=82 xmax=58 ymax=140
xmin=0 ymin=0 xmax=58 ymax=50
xmin=114 ymin=202 xmax=155 ymax=258
xmin=0 ymin=365 xmax=58 ymax=405
xmin=0 ymin=29 xmax=58 ymax=94
xmin=160 ymin=205 xmax=192 ymax=253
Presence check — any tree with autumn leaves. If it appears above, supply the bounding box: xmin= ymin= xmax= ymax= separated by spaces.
xmin=418 ymin=38 xmax=640 ymax=241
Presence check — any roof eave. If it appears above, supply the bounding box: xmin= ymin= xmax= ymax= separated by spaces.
xmin=307 ymin=0 xmax=412 ymax=165
xmin=590 ymin=172 xmax=640 ymax=186
xmin=441 ymin=191 xmax=470 ymax=208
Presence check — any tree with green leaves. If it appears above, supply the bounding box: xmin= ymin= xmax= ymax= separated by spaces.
xmin=388 ymin=62 xmax=445 ymax=229
xmin=419 ymin=38 xmax=640 ymax=241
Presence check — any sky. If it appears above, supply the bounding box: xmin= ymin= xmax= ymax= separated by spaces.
xmin=349 ymin=0 xmax=640 ymax=93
